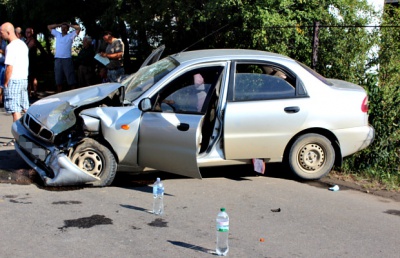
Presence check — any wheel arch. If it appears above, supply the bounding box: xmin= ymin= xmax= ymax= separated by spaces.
xmin=73 ymin=136 xmax=120 ymax=165
xmin=93 ymin=136 xmax=120 ymax=164
xmin=283 ymin=128 xmax=342 ymax=167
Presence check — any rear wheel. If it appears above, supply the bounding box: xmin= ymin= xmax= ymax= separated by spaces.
xmin=71 ymin=138 xmax=117 ymax=186
xmin=288 ymin=133 xmax=335 ymax=180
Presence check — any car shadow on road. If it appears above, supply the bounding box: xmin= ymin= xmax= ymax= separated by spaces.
xmin=112 ymin=162 xmax=344 ymax=196
xmin=111 ymin=163 xmax=297 ymax=190
xmin=1 ymin=153 xmax=332 ymax=194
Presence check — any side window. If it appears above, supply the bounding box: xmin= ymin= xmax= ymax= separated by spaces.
xmin=234 ymin=63 xmax=296 ymax=101
xmin=155 ymin=66 xmax=223 ymax=113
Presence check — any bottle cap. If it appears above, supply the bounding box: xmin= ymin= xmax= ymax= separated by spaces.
xmin=220 ymin=208 xmax=225 ymax=212
xmin=157 ymin=177 xmax=160 ymax=181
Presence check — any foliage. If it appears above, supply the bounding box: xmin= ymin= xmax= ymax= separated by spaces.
xmin=123 ymin=0 xmax=378 ymax=73
xmin=341 ymin=5 xmax=400 ymax=186
xmin=0 ymin=0 xmax=379 ymax=73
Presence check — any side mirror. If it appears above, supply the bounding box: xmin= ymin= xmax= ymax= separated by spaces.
xmin=139 ymin=98 xmax=152 ymax=111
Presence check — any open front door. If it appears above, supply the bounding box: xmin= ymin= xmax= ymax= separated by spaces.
xmin=138 ymin=64 xmax=225 ymax=178
xmin=138 ymin=112 xmax=203 ymax=179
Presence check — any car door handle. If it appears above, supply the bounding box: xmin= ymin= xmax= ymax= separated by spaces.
xmin=284 ymin=106 xmax=300 ymax=113
xmin=177 ymin=123 xmax=190 ymax=131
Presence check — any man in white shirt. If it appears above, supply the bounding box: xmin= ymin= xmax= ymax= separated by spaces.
xmin=47 ymin=22 xmax=80 ymax=92
xmin=0 ymin=22 xmax=29 ymax=126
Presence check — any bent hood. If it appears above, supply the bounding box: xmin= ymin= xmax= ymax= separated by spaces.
xmin=27 ymin=83 xmax=124 ymax=133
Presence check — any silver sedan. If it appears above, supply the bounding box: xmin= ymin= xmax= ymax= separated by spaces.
xmin=12 ymin=48 xmax=374 ymax=186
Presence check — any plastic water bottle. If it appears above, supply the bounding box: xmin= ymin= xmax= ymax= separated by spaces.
xmin=216 ymin=207 xmax=229 ymax=256
xmin=152 ymin=178 xmax=164 ymax=215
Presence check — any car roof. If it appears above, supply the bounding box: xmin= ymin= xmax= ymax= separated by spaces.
xmin=169 ymin=49 xmax=294 ymax=64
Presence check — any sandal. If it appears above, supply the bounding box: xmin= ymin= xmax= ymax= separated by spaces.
xmin=3 ymin=139 xmax=15 ymax=146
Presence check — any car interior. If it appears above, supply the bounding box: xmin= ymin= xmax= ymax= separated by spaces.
xmin=233 ymin=63 xmax=297 ymax=101
xmin=153 ymin=66 xmax=224 ymax=153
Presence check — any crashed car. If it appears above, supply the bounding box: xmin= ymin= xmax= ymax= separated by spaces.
xmin=12 ymin=48 xmax=374 ymax=186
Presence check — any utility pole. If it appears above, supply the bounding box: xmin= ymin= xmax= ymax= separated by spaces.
xmin=311 ymin=21 xmax=320 ymax=70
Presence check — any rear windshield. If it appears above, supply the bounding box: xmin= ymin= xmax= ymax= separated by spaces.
xmin=297 ymin=61 xmax=333 ymax=86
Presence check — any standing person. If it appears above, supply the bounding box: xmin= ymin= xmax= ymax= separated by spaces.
xmin=99 ymin=31 xmax=124 ymax=82
xmin=76 ymin=36 xmax=95 ymax=87
xmin=0 ymin=22 xmax=29 ymax=146
xmin=0 ymin=34 xmax=6 ymax=106
xmin=15 ymin=27 xmax=25 ymax=41
xmin=47 ymin=22 xmax=80 ymax=92
xmin=25 ymin=27 xmax=47 ymax=98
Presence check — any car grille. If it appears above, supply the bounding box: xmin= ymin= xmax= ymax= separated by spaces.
xmin=24 ymin=113 xmax=54 ymax=142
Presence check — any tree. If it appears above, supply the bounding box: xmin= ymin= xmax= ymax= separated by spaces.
xmin=1 ymin=0 xmax=379 ymax=77
xmin=344 ymin=4 xmax=400 ymax=186
xmin=121 ymin=0 xmax=377 ymax=81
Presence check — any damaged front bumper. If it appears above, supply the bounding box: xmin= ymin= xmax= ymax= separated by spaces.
xmin=12 ymin=119 xmax=100 ymax=186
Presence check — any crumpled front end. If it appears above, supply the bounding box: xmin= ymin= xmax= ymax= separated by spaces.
xmin=12 ymin=119 xmax=100 ymax=186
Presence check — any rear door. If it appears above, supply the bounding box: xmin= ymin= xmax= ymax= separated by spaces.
xmin=224 ymin=61 xmax=310 ymax=161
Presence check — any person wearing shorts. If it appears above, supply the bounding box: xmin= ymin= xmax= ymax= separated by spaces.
xmin=0 ymin=22 xmax=29 ymax=145
xmin=47 ymin=22 xmax=80 ymax=92
xmin=4 ymin=79 xmax=29 ymax=114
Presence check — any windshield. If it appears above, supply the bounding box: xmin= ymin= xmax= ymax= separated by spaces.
xmin=122 ymin=57 xmax=178 ymax=102
xmin=297 ymin=61 xmax=333 ymax=86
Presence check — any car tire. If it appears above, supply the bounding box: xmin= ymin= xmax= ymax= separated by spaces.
xmin=71 ymin=138 xmax=117 ymax=186
xmin=288 ymin=133 xmax=335 ymax=180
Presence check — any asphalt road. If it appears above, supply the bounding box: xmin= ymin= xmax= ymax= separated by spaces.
xmin=1 ymin=169 xmax=400 ymax=258
xmin=1 ymin=108 xmax=400 ymax=257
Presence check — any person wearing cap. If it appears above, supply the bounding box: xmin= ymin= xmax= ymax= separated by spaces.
xmin=99 ymin=31 xmax=124 ymax=82
xmin=47 ymin=22 xmax=80 ymax=92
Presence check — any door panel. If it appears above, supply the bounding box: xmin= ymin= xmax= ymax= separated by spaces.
xmin=224 ymin=98 xmax=309 ymax=161
xmin=138 ymin=112 xmax=203 ymax=178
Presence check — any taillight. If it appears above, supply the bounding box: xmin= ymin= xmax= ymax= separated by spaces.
xmin=361 ymin=96 xmax=368 ymax=113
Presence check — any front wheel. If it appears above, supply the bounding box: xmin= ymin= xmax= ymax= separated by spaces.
xmin=70 ymin=138 xmax=117 ymax=186
xmin=288 ymin=133 xmax=335 ymax=180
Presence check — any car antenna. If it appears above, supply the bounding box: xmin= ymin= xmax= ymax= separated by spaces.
xmin=179 ymin=23 xmax=230 ymax=53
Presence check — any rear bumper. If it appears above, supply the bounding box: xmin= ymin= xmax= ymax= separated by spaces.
xmin=12 ymin=119 xmax=100 ymax=186
xmin=334 ymin=125 xmax=375 ymax=157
